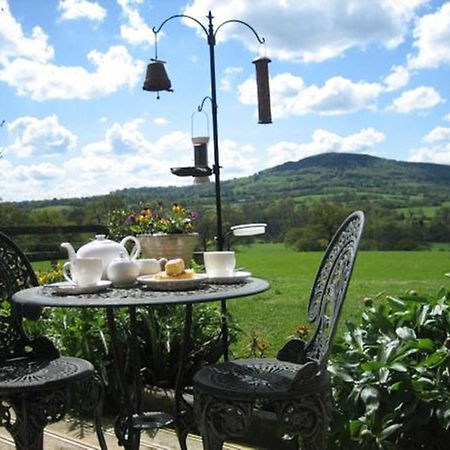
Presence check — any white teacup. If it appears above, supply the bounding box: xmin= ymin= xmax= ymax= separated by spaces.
xmin=203 ymin=251 xmax=236 ymax=277
xmin=136 ymin=258 xmax=161 ymax=276
xmin=63 ymin=257 xmax=103 ymax=287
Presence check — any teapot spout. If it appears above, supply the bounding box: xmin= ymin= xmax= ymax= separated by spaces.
xmin=61 ymin=242 xmax=76 ymax=260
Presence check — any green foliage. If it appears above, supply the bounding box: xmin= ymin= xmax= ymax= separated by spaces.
xmin=329 ymin=287 xmax=450 ymax=449
xmin=285 ymin=203 xmax=349 ymax=250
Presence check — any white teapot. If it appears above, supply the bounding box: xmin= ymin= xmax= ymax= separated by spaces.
xmin=61 ymin=234 xmax=141 ymax=279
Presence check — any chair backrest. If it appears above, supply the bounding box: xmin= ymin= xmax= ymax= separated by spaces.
xmin=303 ymin=211 xmax=365 ymax=368
xmin=0 ymin=231 xmax=44 ymax=362
xmin=0 ymin=231 xmax=39 ymax=299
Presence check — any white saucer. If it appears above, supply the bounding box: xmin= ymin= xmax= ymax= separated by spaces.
xmin=206 ymin=271 xmax=252 ymax=284
xmin=47 ymin=280 xmax=112 ymax=295
xmin=137 ymin=274 xmax=208 ymax=291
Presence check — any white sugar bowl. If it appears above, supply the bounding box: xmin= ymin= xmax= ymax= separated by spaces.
xmin=107 ymin=252 xmax=139 ymax=287
xmin=136 ymin=258 xmax=161 ymax=276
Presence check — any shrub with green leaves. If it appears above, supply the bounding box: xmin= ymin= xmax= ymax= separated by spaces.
xmin=329 ymin=286 xmax=450 ymax=449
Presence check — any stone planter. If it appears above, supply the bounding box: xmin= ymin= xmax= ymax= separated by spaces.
xmin=137 ymin=233 xmax=199 ymax=266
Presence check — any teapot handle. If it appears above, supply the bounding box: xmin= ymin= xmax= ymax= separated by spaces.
xmin=120 ymin=236 xmax=141 ymax=260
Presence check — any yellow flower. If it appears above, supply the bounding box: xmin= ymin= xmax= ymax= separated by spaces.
xmin=172 ymin=204 xmax=182 ymax=214
xmin=137 ymin=215 xmax=149 ymax=224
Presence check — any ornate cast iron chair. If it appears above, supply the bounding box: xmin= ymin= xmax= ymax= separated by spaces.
xmin=0 ymin=231 xmax=107 ymax=450
xmin=193 ymin=211 xmax=365 ymax=450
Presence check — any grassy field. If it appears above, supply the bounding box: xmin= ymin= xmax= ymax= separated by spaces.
xmin=228 ymin=243 xmax=450 ymax=358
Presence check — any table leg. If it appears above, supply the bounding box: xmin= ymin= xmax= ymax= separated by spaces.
xmin=128 ymin=306 xmax=142 ymax=450
xmin=221 ymin=299 xmax=229 ymax=361
xmin=107 ymin=307 xmax=173 ymax=449
xmin=107 ymin=307 xmax=136 ymax=449
xmin=174 ymin=303 xmax=195 ymax=450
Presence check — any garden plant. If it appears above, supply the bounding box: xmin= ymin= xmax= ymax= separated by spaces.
xmin=329 ymin=283 xmax=450 ymax=449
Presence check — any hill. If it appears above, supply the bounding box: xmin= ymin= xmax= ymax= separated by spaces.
xmin=226 ymin=153 xmax=450 ymax=209
xmin=14 ymin=152 xmax=450 ymax=212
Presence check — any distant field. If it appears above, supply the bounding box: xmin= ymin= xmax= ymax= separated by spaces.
xmin=395 ymin=205 xmax=440 ymax=218
xmin=228 ymin=243 xmax=450 ymax=358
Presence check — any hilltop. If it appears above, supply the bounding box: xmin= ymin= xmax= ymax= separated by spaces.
xmin=13 ymin=152 xmax=450 ymax=212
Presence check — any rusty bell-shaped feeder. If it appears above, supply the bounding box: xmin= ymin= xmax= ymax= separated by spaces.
xmin=253 ymin=56 xmax=272 ymax=124
xmin=142 ymin=59 xmax=173 ymax=99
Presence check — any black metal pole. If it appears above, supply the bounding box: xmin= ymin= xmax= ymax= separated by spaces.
xmin=206 ymin=11 xmax=224 ymax=251
xmin=207 ymin=11 xmax=228 ymax=360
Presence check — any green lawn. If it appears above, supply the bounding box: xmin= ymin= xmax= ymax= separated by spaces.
xmin=228 ymin=243 xmax=450 ymax=358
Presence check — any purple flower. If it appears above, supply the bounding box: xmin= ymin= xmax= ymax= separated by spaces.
xmin=189 ymin=210 xmax=199 ymax=220
xmin=128 ymin=214 xmax=136 ymax=224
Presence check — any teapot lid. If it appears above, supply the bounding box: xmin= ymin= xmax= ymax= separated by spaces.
xmin=90 ymin=234 xmax=118 ymax=245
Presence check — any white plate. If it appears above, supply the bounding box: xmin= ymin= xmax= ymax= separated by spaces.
xmin=137 ymin=274 xmax=208 ymax=291
xmin=206 ymin=271 xmax=252 ymax=284
xmin=47 ymin=280 xmax=112 ymax=295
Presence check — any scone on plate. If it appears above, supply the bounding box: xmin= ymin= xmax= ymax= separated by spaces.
xmin=154 ymin=258 xmax=195 ymax=280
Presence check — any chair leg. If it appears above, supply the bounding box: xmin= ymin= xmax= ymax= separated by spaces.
xmin=201 ymin=429 xmax=225 ymax=450
xmin=4 ymin=390 xmax=67 ymax=450
xmin=176 ymin=427 xmax=189 ymax=450
xmin=194 ymin=390 xmax=252 ymax=450
xmin=275 ymin=390 xmax=331 ymax=450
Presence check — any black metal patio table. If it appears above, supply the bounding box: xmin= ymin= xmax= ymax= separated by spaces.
xmin=12 ymin=277 xmax=270 ymax=450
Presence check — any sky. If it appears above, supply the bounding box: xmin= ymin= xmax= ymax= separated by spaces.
xmin=1 ymin=0 xmax=450 ymax=202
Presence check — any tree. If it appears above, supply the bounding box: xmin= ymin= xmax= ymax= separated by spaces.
xmin=0 ymin=203 xmax=28 ymax=226
xmin=83 ymin=195 xmax=128 ymax=225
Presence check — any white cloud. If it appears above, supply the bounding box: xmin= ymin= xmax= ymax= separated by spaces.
xmin=0 ymin=115 xmax=261 ymax=200
xmin=383 ymin=65 xmax=410 ymax=92
xmin=82 ymin=118 xmax=167 ymax=156
xmin=409 ymin=145 xmax=450 ymax=164
xmin=219 ymin=140 xmax=258 ymax=177
xmin=0 ymin=159 xmax=66 ymax=202
xmin=58 ymin=0 xmax=107 ymax=22
xmin=0 ymin=45 xmax=144 ymax=101
xmin=117 ymin=0 xmax=154 ymax=47
xmin=444 ymin=113 xmax=450 ymax=122
xmin=389 ymin=86 xmax=444 ymax=113
xmin=183 ymin=0 xmax=428 ymax=63
xmin=0 ymin=0 xmax=54 ymax=64
xmin=153 ymin=117 xmax=168 ymax=126
xmin=6 ymin=115 xmax=77 ymax=158
xmin=15 ymin=162 xmax=66 ymax=180
xmin=239 ymin=73 xmax=383 ymax=118
xmin=220 ymin=66 xmax=243 ymax=91
xmin=423 ymin=126 xmax=450 ymax=143
xmin=266 ymin=128 xmax=385 ymax=167
xmin=409 ymin=2 xmax=450 ymax=69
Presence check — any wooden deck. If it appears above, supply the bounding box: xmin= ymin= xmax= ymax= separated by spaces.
xmin=0 ymin=418 xmax=250 ymax=450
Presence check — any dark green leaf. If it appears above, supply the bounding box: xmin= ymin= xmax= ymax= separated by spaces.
xmin=436 ymin=401 xmax=450 ymax=430
xmin=417 ymin=350 xmax=448 ymax=368
xmin=361 ymin=360 xmax=386 ymax=372
xmin=361 ymin=386 xmax=379 ymax=416
xmin=396 ymin=327 xmax=416 ymax=340
xmin=386 ymin=296 xmax=405 ymax=309
xmin=379 ymin=423 xmax=402 ymax=441
xmin=390 ymin=362 xmax=407 ymax=372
